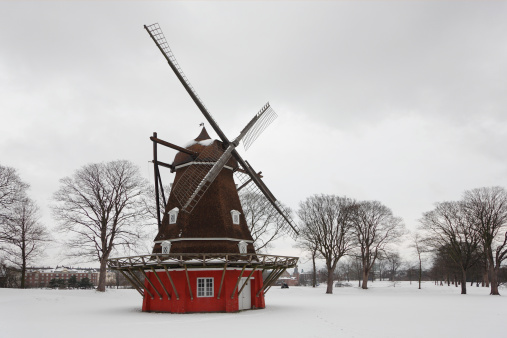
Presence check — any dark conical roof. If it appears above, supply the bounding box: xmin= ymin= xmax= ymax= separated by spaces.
xmin=195 ymin=127 xmax=211 ymax=141
xmin=152 ymin=126 xmax=251 ymax=256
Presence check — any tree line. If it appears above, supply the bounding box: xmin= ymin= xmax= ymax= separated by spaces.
xmin=419 ymin=186 xmax=507 ymax=295
xmin=0 ymin=161 xmax=154 ymax=291
xmin=2 ymin=160 xmax=507 ymax=297
xmin=296 ymin=195 xmax=405 ymax=294
xmin=0 ymin=164 xmax=50 ymax=288
xmin=296 ymin=187 xmax=507 ymax=296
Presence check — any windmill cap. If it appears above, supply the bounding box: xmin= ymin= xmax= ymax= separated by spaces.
xmin=195 ymin=126 xmax=211 ymax=141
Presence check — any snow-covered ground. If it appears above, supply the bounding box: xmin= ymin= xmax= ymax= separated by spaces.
xmin=1 ymin=281 xmax=505 ymax=338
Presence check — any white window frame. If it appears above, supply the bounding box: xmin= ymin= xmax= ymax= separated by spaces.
xmin=161 ymin=241 xmax=171 ymax=255
xmin=238 ymin=241 xmax=247 ymax=254
xmin=231 ymin=210 xmax=241 ymax=225
xmin=168 ymin=207 xmax=179 ymax=224
xmin=197 ymin=277 xmax=214 ymax=297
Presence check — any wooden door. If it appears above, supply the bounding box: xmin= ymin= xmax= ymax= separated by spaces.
xmin=238 ymin=277 xmax=251 ymax=310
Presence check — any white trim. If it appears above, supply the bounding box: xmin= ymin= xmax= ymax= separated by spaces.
xmin=161 ymin=241 xmax=172 ymax=255
xmin=149 ymin=267 xmax=257 ymax=273
xmin=168 ymin=207 xmax=179 ymax=224
xmin=175 ymin=162 xmax=234 ymax=171
xmin=238 ymin=241 xmax=247 ymax=253
xmin=197 ymin=277 xmax=214 ymax=297
xmin=154 ymin=238 xmax=253 ymax=244
xmin=231 ymin=210 xmax=241 ymax=225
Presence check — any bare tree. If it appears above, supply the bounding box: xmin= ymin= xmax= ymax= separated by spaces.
xmin=385 ymin=251 xmax=402 ymax=286
xmin=376 ymin=253 xmax=387 ymax=281
xmin=411 ymin=232 xmax=429 ymax=289
xmin=297 ymin=195 xmax=356 ymax=294
xmin=296 ymin=226 xmax=321 ymax=288
xmin=0 ymin=164 xmax=28 ymax=230
xmin=52 ymin=160 xmax=153 ymax=292
xmin=240 ymin=192 xmax=289 ymax=252
xmin=143 ymin=184 xmax=171 ymax=223
xmin=0 ymin=198 xmax=50 ymax=288
xmin=463 ymin=186 xmax=507 ymax=295
xmin=351 ymin=200 xmax=404 ymax=289
xmin=420 ymin=201 xmax=482 ymax=294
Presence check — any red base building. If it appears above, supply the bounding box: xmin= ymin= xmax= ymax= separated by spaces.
xmin=142 ymin=268 xmax=265 ymax=313
xmin=109 ymin=251 xmax=295 ymax=313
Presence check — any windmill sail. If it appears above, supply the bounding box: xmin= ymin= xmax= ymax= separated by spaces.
xmin=238 ymin=103 xmax=277 ymax=151
xmin=171 ymin=141 xmax=224 ymax=213
xmin=144 ymin=23 xmax=229 ymax=143
xmin=174 ymin=103 xmax=277 ymax=213
xmin=234 ymin=169 xmax=298 ymax=240
xmin=145 ymin=22 xmax=299 ymax=238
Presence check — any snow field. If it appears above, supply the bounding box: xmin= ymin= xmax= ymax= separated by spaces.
xmin=0 ymin=281 xmax=505 ymax=338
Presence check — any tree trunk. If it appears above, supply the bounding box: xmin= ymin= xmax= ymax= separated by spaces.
xmin=312 ymin=253 xmax=317 ymax=288
xmin=483 ymin=259 xmax=489 ymax=287
xmin=361 ymin=267 xmax=369 ymax=289
xmin=460 ymin=268 xmax=467 ymax=295
xmin=418 ymin=260 xmax=422 ymax=290
xmin=489 ymin=260 xmax=500 ymax=295
xmin=97 ymin=258 xmax=107 ymax=292
xmin=21 ymin=255 xmax=26 ymax=289
xmin=326 ymin=268 xmax=334 ymax=294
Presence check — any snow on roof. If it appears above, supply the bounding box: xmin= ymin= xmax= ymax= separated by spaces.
xmin=30 ymin=267 xmax=99 ymax=273
xmin=184 ymin=138 xmax=215 ymax=148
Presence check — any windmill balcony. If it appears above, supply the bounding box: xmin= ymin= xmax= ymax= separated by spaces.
xmin=107 ymin=253 xmax=298 ymax=313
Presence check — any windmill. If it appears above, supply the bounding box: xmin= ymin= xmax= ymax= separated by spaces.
xmin=107 ymin=23 xmax=298 ymax=313
xmin=145 ymin=23 xmax=299 ymax=239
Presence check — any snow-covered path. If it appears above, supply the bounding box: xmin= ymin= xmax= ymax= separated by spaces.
xmin=1 ymin=282 xmax=505 ymax=338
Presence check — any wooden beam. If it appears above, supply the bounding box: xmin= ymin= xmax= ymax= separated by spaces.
xmin=156 ymin=166 xmax=166 ymax=209
xmin=235 ymin=168 xmax=263 ymax=178
xmin=152 ymin=132 xmax=161 ymax=230
xmin=118 ymin=269 xmax=144 ymax=297
xmin=152 ymin=160 xmax=174 ymax=170
xmin=163 ymin=265 xmax=179 ymax=300
xmin=256 ymin=268 xmax=280 ymax=297
xmin=217 ymin=262 xmax=228 ymax=299
xmin=128 ymin=267 xmax=154 ymax=299
xmin=237 ymin=266 xmax=257 ymax=296
xmin=150 ymin=267 xmax=170 ymax=299
xmin=263 ymin=268 xmax=287 ymax=295
xmin=236 ymin=178 xmax=252 ymax=192
xmin=230 ymin=264 xmax=247 ymax=299
xmin=262 ymin=268 xmax=279 ymax=287
xmin=150 ymin=136 xmax=198 ymax=156
xmin=184 ymin=265 xmax=193 ymax=300
xmin=139 ymin=268 xmax=163 ymax=300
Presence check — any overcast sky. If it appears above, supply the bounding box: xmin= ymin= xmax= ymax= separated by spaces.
xmin=1 ymin=1 xmax=507 ymax=269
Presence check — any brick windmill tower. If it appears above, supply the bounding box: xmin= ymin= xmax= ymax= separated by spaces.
xmin=108 ymin=23 xmax=298 ymax=313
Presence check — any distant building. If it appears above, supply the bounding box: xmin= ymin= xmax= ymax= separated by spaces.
xmin=276 ymin=266 xmax=300 ymax=287
xmin=25 ymin=267 xmax=99 ymax=288
xmin=298 ymin=269 xmax=314 ymax=286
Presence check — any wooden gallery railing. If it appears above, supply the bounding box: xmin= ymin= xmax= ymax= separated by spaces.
xmin=107 ymin=253 xmax=298 ymax=300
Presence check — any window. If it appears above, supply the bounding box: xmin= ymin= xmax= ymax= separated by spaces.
xmin=197 ymin=278 xmax=213 ymax=297
xmin=169 ymin=207 xmax=179 ymax=224
xmin=161 ymin=241 xmax=172 ymax=255
xmin=230 ymin=210 xmax=241 ymax=225
xmin=238 ymin=241 xmax=247 ymax=254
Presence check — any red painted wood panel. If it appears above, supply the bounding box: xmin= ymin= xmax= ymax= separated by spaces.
xmin=142 ymin=269 xmax=265 ymax=313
